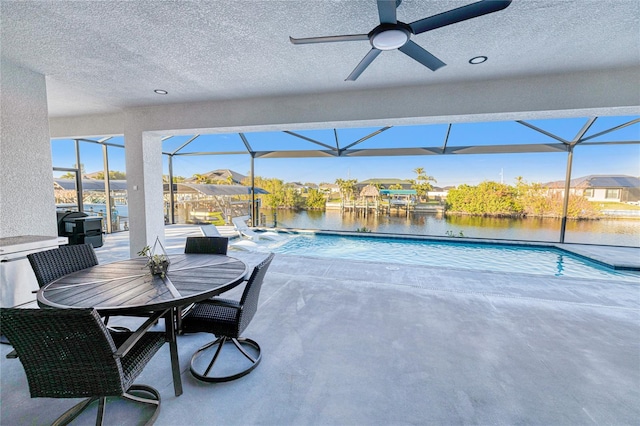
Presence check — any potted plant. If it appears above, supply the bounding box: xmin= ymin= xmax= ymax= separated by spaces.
xmin=138 ymin=238 xmax=170 ymax=277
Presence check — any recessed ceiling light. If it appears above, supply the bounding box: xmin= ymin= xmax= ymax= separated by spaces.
xmin=154 ymin=89 xmax=168 ymax=95
xmin=469 ymin=56 xmax=488 ymax=64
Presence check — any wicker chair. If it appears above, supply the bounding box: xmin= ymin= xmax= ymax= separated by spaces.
xmin=26 ymin=243 xmax=125 ymax=328
xmin=176 ymin=236 xmax=231 ymax=332
xmin=27 ymin=243 xmax=99 ymax=287
xmin=184 ymin=236 xmax=229 ymax=255
xmin=181 ymin=253 xmax=274 ymax=382
xmin=0 ymin=307 xmax=168 ymax=425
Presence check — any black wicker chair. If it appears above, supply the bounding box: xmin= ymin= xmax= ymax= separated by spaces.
xmin=184 ymin=236 xmax=229 ymax=255
xmin=27 ymin=243 xmax=99 ymax=287
xmin=181 ymin=253 xmax=274 ymax=382
xmin=26 ymin=243 xmax=125 ymax=328
xmin=0 ymin=307 xmax=168 ymax=425
xmin=177 ymin=236 xmax=231 ymax=332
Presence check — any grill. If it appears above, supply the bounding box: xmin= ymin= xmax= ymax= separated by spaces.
xmin=56 ymin=211 xmax=103 ymax=248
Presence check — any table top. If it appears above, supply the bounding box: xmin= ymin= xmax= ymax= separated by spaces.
xmin=38 ymin=254 xmax=248 ymax=315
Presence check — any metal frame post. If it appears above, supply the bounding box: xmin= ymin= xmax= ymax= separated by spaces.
xmin=168 ymin=155 xmax=175 ymax=224
xmin=559 ymin=145 xmax=574 ymax=243
xmin=74 ymin=139 xmax=84 ymax=212
xmin=250 ymin=156 xmax=255 ymax=226
xmin=102 ymin=144 xmax=113 ymax=233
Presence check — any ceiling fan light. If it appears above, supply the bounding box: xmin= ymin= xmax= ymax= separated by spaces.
xmin=372 ymin=29 xmax=409 ymax=50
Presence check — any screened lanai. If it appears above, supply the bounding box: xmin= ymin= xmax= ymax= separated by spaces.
xmin=52 ymin=114 xmax=640 ymax=246
xmin=163 ymin=183 xmax=268 ymax=225
xmin=164 ymin=115 xmax=639 ymax=242
xmin=3 ymin=2 xmax=640 ymax=424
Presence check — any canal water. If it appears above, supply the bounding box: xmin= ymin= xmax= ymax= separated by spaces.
xmin=262 ymin=209 xmax=640 ymax=247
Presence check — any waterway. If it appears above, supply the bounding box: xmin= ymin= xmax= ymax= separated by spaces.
xmin=262 ymin=209 xmax=640 ymax=247
xmin=76 ymin=202 xmax=639 ymax=247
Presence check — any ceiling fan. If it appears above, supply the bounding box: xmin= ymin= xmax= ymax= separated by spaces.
xmin=289 ymin=0 xmax=512 ymax=81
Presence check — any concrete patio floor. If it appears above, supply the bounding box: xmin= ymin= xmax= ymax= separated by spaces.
xmin=1 ymin=226 xmax=639 ymax=425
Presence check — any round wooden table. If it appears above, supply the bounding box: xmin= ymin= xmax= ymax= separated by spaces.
xmin=38 ymin=253 xmax=248 ymax=396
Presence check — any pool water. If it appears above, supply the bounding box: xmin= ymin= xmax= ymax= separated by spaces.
xmin=268 ymin=234 xmax=640 ymax=282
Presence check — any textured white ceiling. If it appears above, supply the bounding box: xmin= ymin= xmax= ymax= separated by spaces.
xmin=2 ymin=0 xmax=639 ymax=118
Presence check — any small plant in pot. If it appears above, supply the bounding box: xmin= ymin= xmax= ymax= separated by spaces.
xmin=138 ymin=238 xmax=170 ymax=277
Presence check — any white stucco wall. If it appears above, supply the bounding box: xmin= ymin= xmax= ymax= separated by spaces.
xmin=124 ymin=115 xmax=165 ymax=257
xmin=0 ymin=60 xmax=57 ymax=238
xmin=588 ymin=188 xmax=621 ymax=203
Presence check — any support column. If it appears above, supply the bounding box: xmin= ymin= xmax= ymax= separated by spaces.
xmin=0 ymin=60 xmax=57 ymax=237
xmin=124 ymin=119 xmax=165 ymax=258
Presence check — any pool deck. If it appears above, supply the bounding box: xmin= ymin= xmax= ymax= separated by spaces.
xmin=1 ymin=225 xmax=638 ymax=425
xmin=555 ymin=243 xmax=640 ymax=270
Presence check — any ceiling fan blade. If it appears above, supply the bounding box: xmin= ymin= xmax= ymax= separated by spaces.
xmin=377 ymin=0 xmax=398 ymax=24
xmin=345 ymin=48 xmax=382 ymax=81
xmin=289 ymin=34 xmax=369 ymax=45
xmin=409 ymin=0 xmax=512 ymax=35
xmin=398 ymin=40 xmax=446 ymax=71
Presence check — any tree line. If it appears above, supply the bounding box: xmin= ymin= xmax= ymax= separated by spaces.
xmin=446 ymin=178 xmax=599 ymax=219
xmin=249 ymin=167 xmax=439 ymax=211
xmin=62 ymin=168 xmax=603 ymax=218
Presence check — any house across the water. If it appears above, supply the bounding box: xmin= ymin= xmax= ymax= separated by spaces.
xmin=546 ymin=175 xmax=640 ymax=204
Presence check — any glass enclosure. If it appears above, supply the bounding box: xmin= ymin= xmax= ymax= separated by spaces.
xmin=51 ymin=137 xmax=128 ymax=233
xmin=51 ymin=116 xmax=640 ymax=246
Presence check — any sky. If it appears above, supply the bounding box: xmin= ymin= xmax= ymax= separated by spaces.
xmin=51 ymin=116 xmax=640 ymax=187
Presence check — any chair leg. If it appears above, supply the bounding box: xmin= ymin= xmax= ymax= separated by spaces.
xmin=190 ymin=336 xmax=262 ymax=383
xmin=123 ymin=385 xmax=162 ymax=425
xmin=232 ymin=338 xmax=259 ymax=363
xmin=122 ymin=384 xmax=161 ymax=407
xmin=50 ymin=385 xmax=160 ymax=426
xmin=203 ymin=336 xmax=227 ymax=377
xmin=97 ymin=397 xmax=107 ymax=426
xmin=51 ymin=397 xmax=98 ymax=426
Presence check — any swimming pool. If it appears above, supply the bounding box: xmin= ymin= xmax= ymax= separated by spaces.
xmin=264 ymin=233 xmax=640 ymax=281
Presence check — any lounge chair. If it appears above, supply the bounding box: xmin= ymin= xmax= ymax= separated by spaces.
xmin=200 ymin=224 xmax=224 ymax=237
xmin=231 ymin=216 xmax=283 ymax=241
xmin=200 ymin=224 xmax=260 ymax=250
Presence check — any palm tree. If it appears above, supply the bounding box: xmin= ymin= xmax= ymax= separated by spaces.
xmin=411 ymin=167 xmax=437 ymax=202
xmin=335 ymin=178 xmax=358 ymax=202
